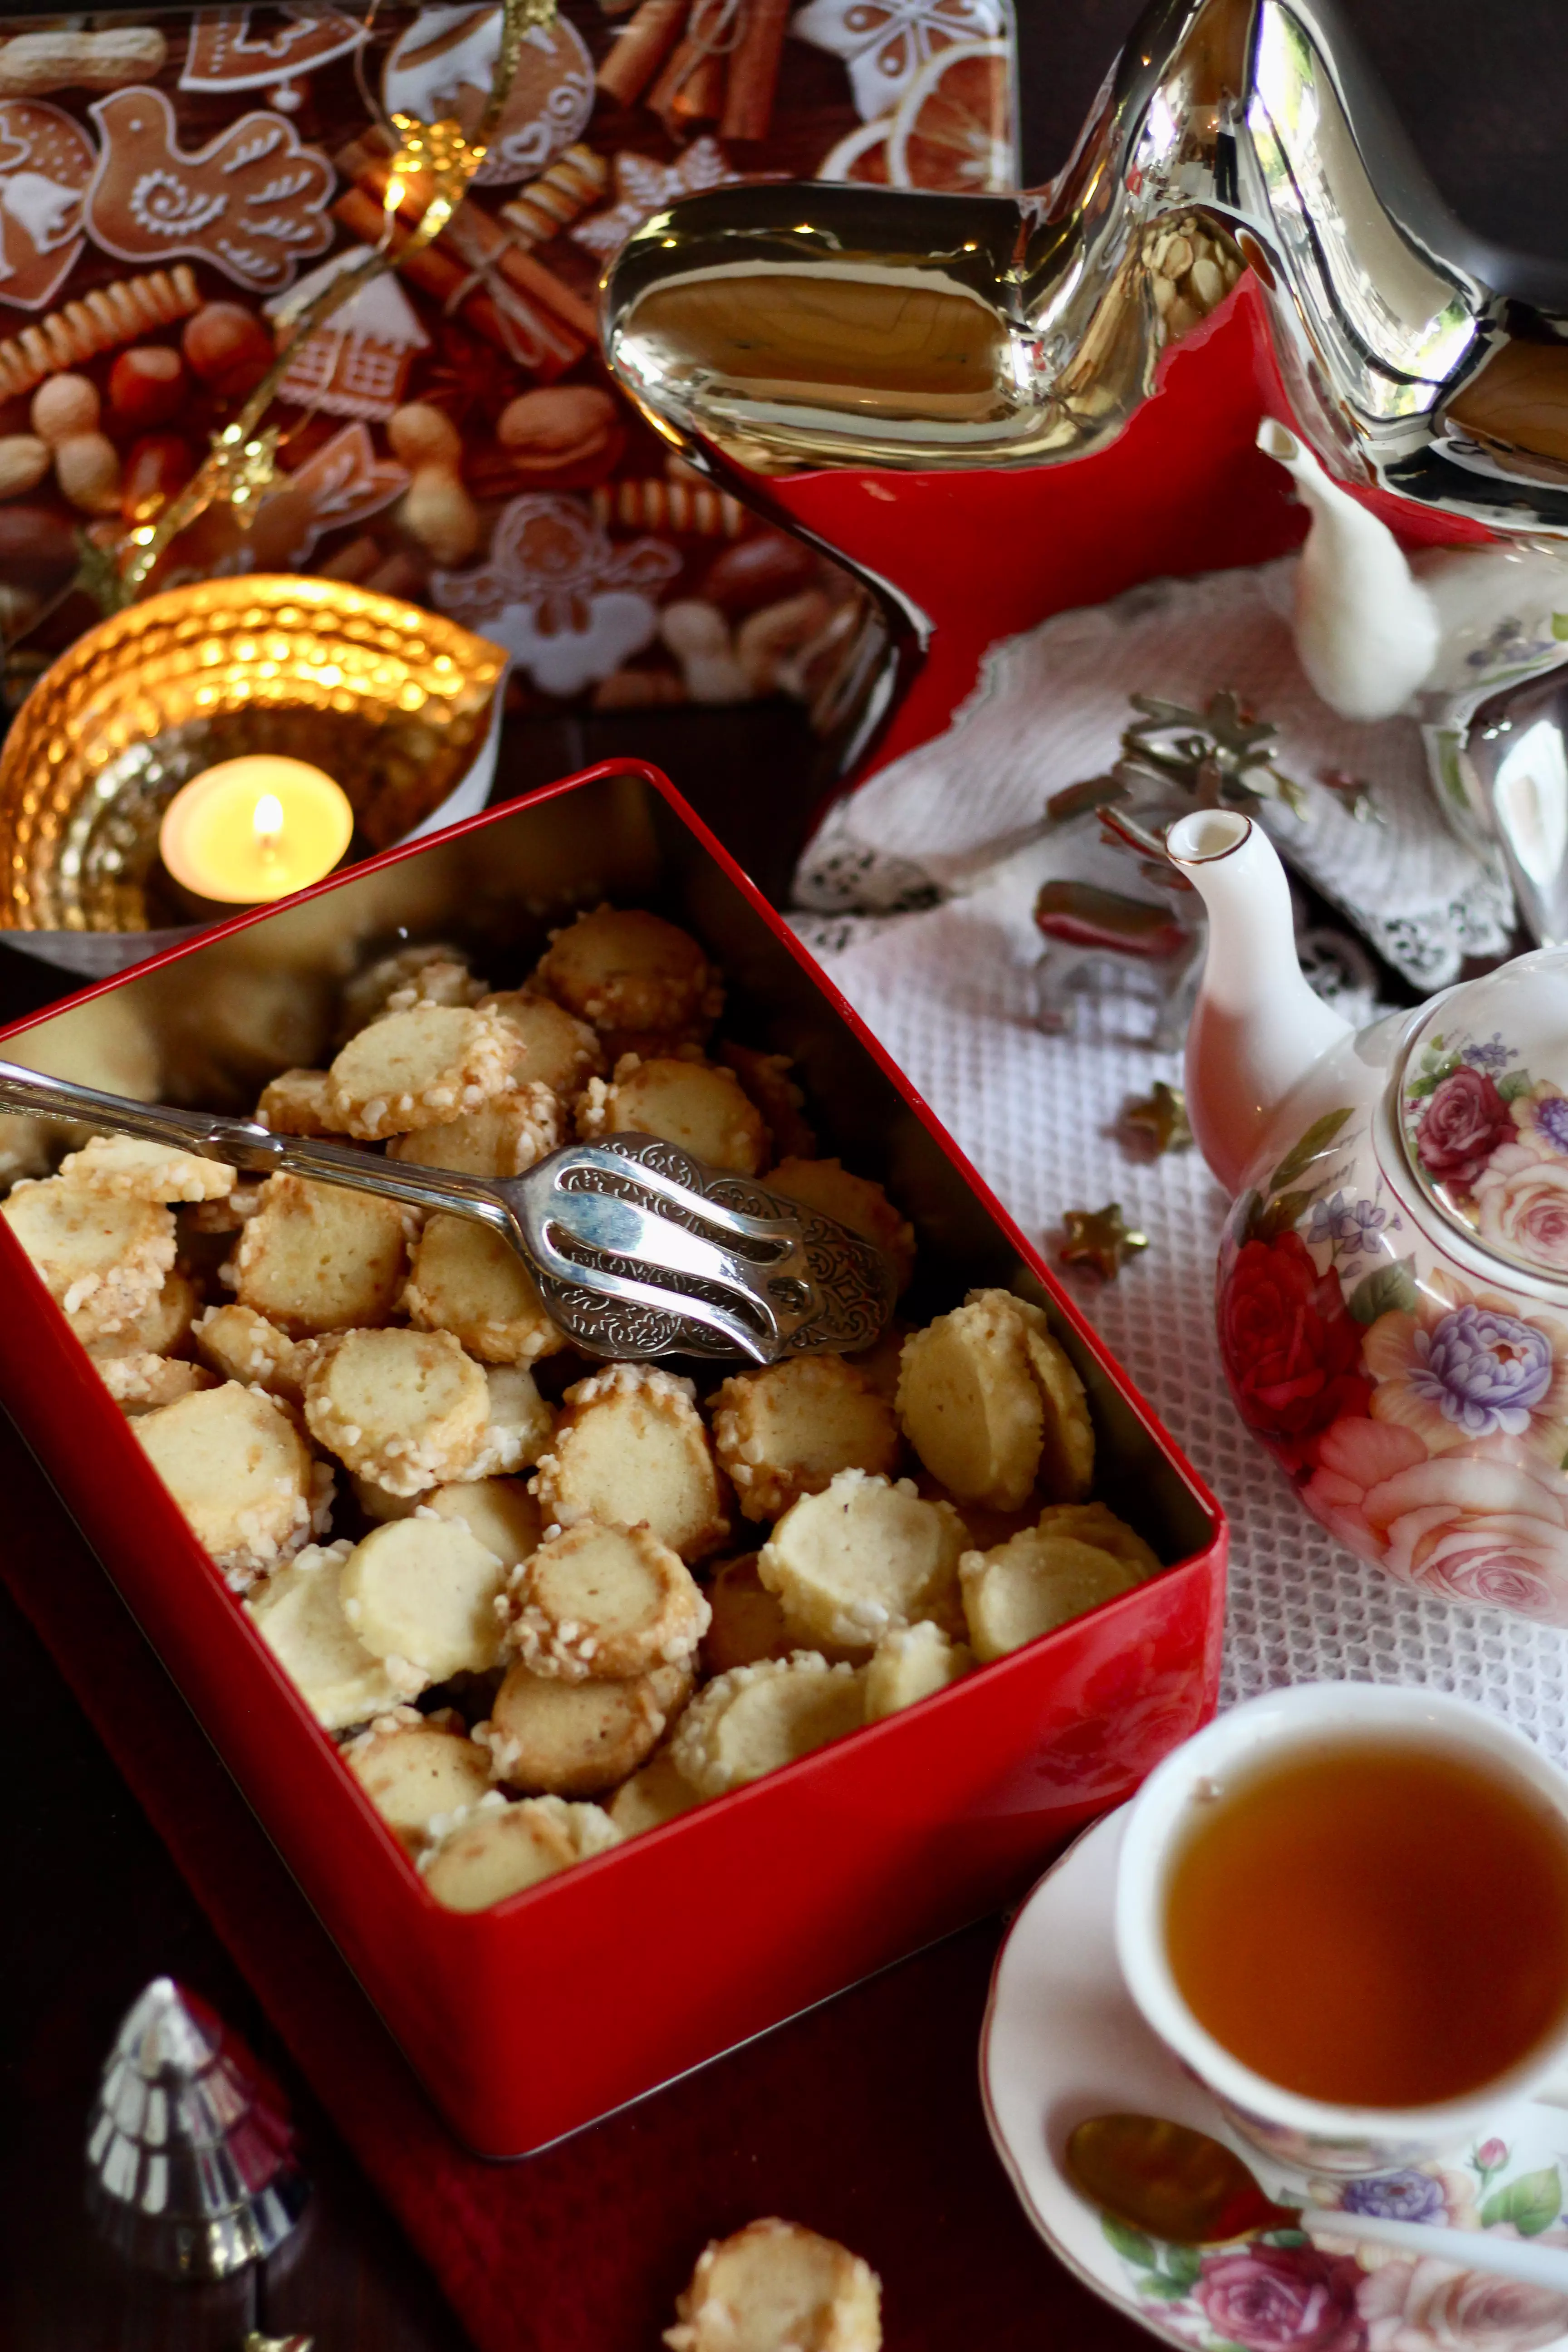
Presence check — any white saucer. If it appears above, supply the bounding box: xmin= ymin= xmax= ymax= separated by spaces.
xmin=981 ymin=1808 xmax=1568 ymax=2351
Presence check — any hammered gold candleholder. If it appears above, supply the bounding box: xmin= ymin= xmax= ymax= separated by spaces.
xmin=0 ymin=576 xmax=505 ymax=951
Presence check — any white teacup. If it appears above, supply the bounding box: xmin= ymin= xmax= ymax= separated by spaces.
xmin=1115 ymin=1681 xmax=1568 ymax=2179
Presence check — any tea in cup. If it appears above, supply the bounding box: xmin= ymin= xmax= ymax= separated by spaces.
xmin=1115 ymin=1682 xmax=1568 ymax=2177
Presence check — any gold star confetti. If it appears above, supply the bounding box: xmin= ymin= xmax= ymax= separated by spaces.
xmin=1120 ymin=1081 xmax=1193 ymax=1156
xmin=1059 ymin=1202 xmax=1150 ymax=1282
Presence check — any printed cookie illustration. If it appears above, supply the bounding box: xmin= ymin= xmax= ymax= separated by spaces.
xmin=382 ymin=5 xmax=593 ymax=189
xmin=434 ymin=492 xmax=680 ymax=698
xmin=0 ymin=101 xmax=95 ymax=313
xmin=250 ymin=422 xmax=409 ymax=566
xmin=792 ymin=0 xmax=1009 ymax=122
xmin=572 ymin=139 xmax=735 ymax=264
xmin=265 ymin=250 xmax=430 ymax=420
xmin=85 ymin=87 xmax=333 ymax=294
xmin=181 ymin=5 xmax=368 ymax=112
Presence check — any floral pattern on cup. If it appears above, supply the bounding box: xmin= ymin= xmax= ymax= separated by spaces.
xmin=1218 ymin=1100 xmax=1568 ymax=1625
xmin=1402 ymin=1029 xmax=1568 ymax=1279
xmin=1104 ymin=2141 xmax=1568 ymax=2352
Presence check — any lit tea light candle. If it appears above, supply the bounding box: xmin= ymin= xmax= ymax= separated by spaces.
xmin=158 ymin=755 xmax=354 ymax=905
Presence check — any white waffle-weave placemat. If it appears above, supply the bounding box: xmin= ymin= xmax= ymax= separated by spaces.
xmin=802 ymin=901 xmax=1568 ymax=1760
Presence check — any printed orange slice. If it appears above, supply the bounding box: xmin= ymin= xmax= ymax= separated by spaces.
xmin=887 ymin=40 xmax=1015 ymax=195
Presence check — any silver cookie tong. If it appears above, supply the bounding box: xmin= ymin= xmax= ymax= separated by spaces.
xmin=0 ymin=1060 xmax=897 ymax=1367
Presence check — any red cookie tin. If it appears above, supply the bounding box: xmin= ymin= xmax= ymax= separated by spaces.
xmin=0 ymin=761 xmax=1225 ymax=2155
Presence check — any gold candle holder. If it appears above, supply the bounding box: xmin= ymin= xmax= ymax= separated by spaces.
xmin=0 ymin=575 xmax=505 ymax=946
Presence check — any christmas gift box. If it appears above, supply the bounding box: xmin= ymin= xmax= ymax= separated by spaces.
xmin=0 ymin=0 xmax=1019 ymax=746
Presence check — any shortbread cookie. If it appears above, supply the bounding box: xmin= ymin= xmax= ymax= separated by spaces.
xmin=422 ymin=1793 xmax=619 ymax=1911
xmin=339 ymin=1514 xmax=507 ymax=1680
xmin=403 ymin=1213 xmax=564 ymax=1364
xmin=607 ymin=1749 xmax=705 ymax=1839
xmin=93 ymin=1351 xmax=214 ymax=1415
xmin=340 ymin=942 xmax=482 ymax=1038
xmin=895 ymin=1294 xmax=1045 ymax=1511
xmin=702 ymin=1554 xmax=794 ymax=1676
xmin=4 ymin=1176 xmax=175 ymax=1338
xmin=767 ymin=1157 xmax=915 ymax=1294
xmin=387 ymin=1080 xmax=561 ymax=1177
xmin=711 ymin=1356 xmax=900 ymax=1521
xmin=477 ymin=990 xmax=604 ymax=1094
xmin=757 ymin=1471 xmax=967 ymax=1654
xmin=576 ymin=1055 xmax=767 ymax=1176
xmin=256 ymin=1068 xmax=339 ymax=1136
xmin=326 ymin=1004 xmax=519 ymax=1140
xmin=184 ymin=1177 xmax=265 ymax=1235
xmin=718 ymin=1041 xmax=817 ymax=1160
xmin=483 ymin=1656 xmax=692 ymax=1795
xmin=959 ymin=1529 xmax=1148 ymax=1661
xmin=421 ymin=1476 xmax=542 ymax=1568
xmin=58 ymin=1132 xmax=235 ymax=1203
xmin=974 ymin=1289 xmax=1095 ymax=1503
xmin=466 ymin=1364 xmax=554 ymax=1477
xmin=75 ymin=1265 xmax=197 ymax=1358
xmin=1035 ymin=1500 xmax=1160 ymax=1578
xmin=533 ymin=1362 xmax=728 ymax=1563
xmin=250 ymin=1541 xmax=426 ymax=1728
xmin=138 ymin=1381 xmax=320 ymax=1582
xmin=193 ymin=1303 xmax=312 ymax=1400
xmin=536 ymin=905 xmax=721 ymax=1042
xmin=863 ymin=1620 xmax=973 ymax=1720
xmin=669 ymin=1653 xmax=864 ymax=1798
xmin=665 ymin=2218 xmax=882 ymax=2352
xmin=505 ymin=1520 xmax=710 ymax=1682
xmin=345 ymin=1718 xmax=492 ymax=1849
xmin=304 ymin=1327 xmax=489 ymax=1495
xmin=233 ymin=1174 xmax=409 ymax=1337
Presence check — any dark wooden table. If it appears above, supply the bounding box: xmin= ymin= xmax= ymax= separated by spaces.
xmin=5 ymin=8 xmax=1564 ymax=2343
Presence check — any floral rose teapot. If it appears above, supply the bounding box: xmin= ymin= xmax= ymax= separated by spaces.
xmin=1174 ymin=806 xmax=1568 ymax=1625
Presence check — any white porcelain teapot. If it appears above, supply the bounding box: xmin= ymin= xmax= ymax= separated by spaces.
xmin=1174 ymin=804 xmax=1568 ymax=1625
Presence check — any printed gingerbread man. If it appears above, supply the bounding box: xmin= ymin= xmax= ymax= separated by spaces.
xmin=85 ymin=85 xmax=332 ymax=294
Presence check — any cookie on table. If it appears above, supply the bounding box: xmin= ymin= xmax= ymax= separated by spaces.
xmin=137 ymin=1380 xmax=325 ymax=1584
xmin=896 ymin=1288 xmax=1093 ymax=1512
xmin=339 ymin=1514 xmax=508 ymax=1681
xmin=387 ymin=1079 xmax=561 ymax=1177
xmin=532 ymin=1362 xmax=728 ymax=1564
xmin=76 ymin=1265 xmax=198 ymax=1358
xmin=863 ymin=1620 xmax=973 ymax=1720
xmin=256 ymin=1068 xmax=340 ymax=1137
xmin=477 ymin=990 xmax=604 ymax=1095
xmin=576 ymin=1055 xmax=768 ymax=1176
xmin=466 ymin=1363 xmax=554 ymax=1477
xmin=959 ymin=1526 xmax=1151 ymax=1661
xmin=421 ymin=1792 xmax=619 ymax=1911
xmin=193 ymin=1302 xmax=314 ymax=1400
xmin=326 ymin=1004 xmax=519 ymax=1141
xmin=535 ymin=905 xmax=722 ymax=1047
xmin=250 ymin=1539 xmax=427 ymax=1727
xmin=58 ymin=1133 xmax=235 ymax=1203
xmin=710 ymin=1355 xmax=900 ymax=1522
xmin=766 ymin=1157 xmax=915 ymax=1294
xmin=344 ymin=1717 xmax=492 ymax=1849
xmin=669 ymin=1653 xmax=864 ymax=1799
xmin=665 ymin=2218 xmax=882 ymax=2352
xmin=757 ymin=1470 xmax=967 ymax=1656
xmin=608 ymin=1748 xmax=705 ymax=1839
xmin=304 ymin=1327 xmax=490 ymax=1497
xmin=718 ymin=1042 xmax=817 ymax=1160
xmin=94 ymin=1351 xmax=214 ymax=1415
xmin=3 ymin=1176 xmax=176 ymax=1341
xmin=504 ymin=1520 xmax=710 ymax=1683
xmin=482 ymin=1656 xmax=692 ymax=1796
xmin=232 ymin=1174 xmax=410 ymax=1337
xmin=403 ymin=1212 xmax=565 ymax=1365
xmin=338 ymin=942 xmax=485 ymax=1039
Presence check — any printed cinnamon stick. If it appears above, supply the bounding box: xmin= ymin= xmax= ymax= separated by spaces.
xmin=651 ymin=35 xmax=725 ymax=125
xmin=721 ymin=0 xmax=789 ymax=141
xmin=596 ymin=0 xmax=687 ymax=107
xmin=344 ymin=148 xmax=598 ymax=346
xmin=331 ymin=189 xmax=580 ymax=378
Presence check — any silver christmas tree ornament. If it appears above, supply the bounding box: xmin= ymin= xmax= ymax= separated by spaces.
xmin=85 ymin=1977 xmax=309 ymax=2279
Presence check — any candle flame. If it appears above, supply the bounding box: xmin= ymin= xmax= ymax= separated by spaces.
xmin=252 ymin=792 xmax=285 ymax=850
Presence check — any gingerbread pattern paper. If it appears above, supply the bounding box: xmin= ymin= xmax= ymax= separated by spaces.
xmin=0 ymin=0 xmax=1017 ymax=720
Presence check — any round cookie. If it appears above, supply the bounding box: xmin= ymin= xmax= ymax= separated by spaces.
xmin=484 ymin=1656 xmax=692 ymax=1795
xmin=137 ymin=1379 xmax=321 ymax=1583
xmin=76 ymin=1265 xmax=198 ymax=1359
xmin=576 ymin=1055 xmax=767 ymax=1176
xmin=669 ymin=1653 xmax=864 ymax=1799
xmin=339 ymin=943 xmax=483 ymax=1037
xmin=607 ymin=1749 xmax=705 ymax=1840
xmin=249 ymin=1539 xmax=426 ymax=1727
xmin=304 ymin=1327 xmax=490 ymax=1495
xmin=1034 ymin=1499 xmax=1160 ymax=1577
xmin=58 ymin=1132 xmax=235 ymax=1202
xmin=767 ymin=1157 xmax=915 ymax=1294
xmin=422 ymin=1793 xmax=618 ymax=1911
xmin=757 ymin=1470 xmax=967 ymax=1655
xmin=535 ymin=905 xmax=721 ymax=1042
xmin=403 ymin=1212 xmax=565 ymax=1365
xmin=467 ymin=1363 xmax=554 ymax=1477
xmin=895 ymin=1294 xmax=1045 ymax=1512
xmin=975 ymin=1289 xmax=1095 ymax=1503
xmin=505 ymin=1520 xmax=710 ymax=1682
xmin=193 ymin=1302 xmax=312 ymax=1399
xmin=345 ymin=1718 xmax=493 ymax=1848
xmin=326 ymin=1004 xmax=519 ymax=1140
xmin=863 ymin=1620 xmax=973 ymax=1720
xmin=94 ymin=1351 xmax=214 ymax=1415
xmin=339 ymin=1514 xmax=508 ymax=1680
xmin=477 ymin=990 xmax=604 ymax=1094
xmin=256 ymin=1068 xmax=340 ymax=1136
xmin=532 ymin=1362 xmax=728 ymax=1564
xmin=4 ymin=1175 xmax=175 ymax=1339
xmin=387 ymin=1080 xmax=561 ymax=1177
xmin=710 ymin=1355 xmax=900 ymax=1522
xmin=959 ymin=1528 xmax=1147 ymax=1661
xmin=665 ymin=2218 xmax=883 ymax=2352
xmin=233 ymin=1173 xmax=409 ymax=1337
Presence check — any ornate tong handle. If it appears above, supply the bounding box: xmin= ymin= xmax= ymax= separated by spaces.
xmin=0 ymin=1059 xmax=520 ymax=1241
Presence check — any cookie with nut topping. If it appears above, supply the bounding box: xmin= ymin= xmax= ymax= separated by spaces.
xmin=504 ymin=1520 xmax=710 ymax=1682
xmin=250 ymin=1540 xmax=426 ymax=1729
xmin=233 ymin=1174 xmax=409 ymax=1338
xmin=576 ymin=1054 xmax=768 ymax=1176
xmin=535 ymin=905 xmax=722 ymax=1048
xmin=668 ymin=1653 xmax=864 ymax=1799
xmin=326 ymin=1004 xmax=519 ymax=1141
xmin=4 ymin=1176 xmax=176 ymax=1341
xmin=664 ymin=2217 xmax=882 ymax=2352
xmin=757 ymin=1470 xmax=967 ymax=1656
xmin=138 ymin=1380 xmax=323 ymax=1584
xmin=303 ymin=1327 xmax=490 ymax=1496
xmin=483 ymin=1656 xmax=692 ymax=1796
xmin=422 ymin=1793 xmax=618 ymax=1911
xmin=711 ymin=1355 xmax=899 ymax=1523
xmin=533 ymin=1362 xmax=728 ymax=1564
